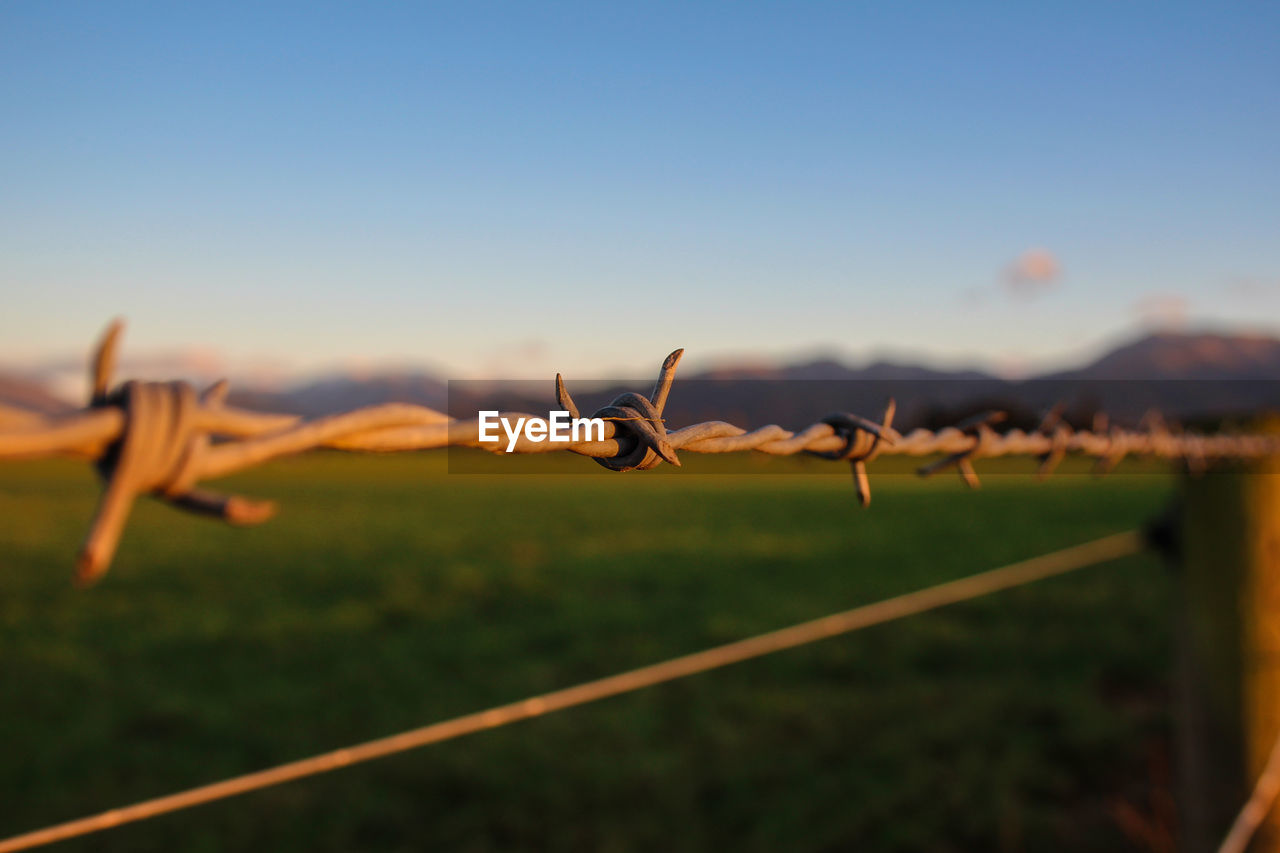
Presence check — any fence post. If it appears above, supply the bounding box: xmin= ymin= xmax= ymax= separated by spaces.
xmin=1177 ymin=452 xmax=1280 ymax=851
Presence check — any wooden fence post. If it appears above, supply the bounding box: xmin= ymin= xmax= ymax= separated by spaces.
xmin=1178 ymin=453 xmax=1280 ymax=851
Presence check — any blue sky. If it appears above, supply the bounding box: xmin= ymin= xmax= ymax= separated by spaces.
xmin=2 ymin=2 xmax=1277 ymax=379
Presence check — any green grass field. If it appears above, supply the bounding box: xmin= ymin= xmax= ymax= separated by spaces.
xmin=0 ymin=454 xmax=1175 ymax=851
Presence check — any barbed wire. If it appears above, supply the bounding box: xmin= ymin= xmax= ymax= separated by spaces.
xmin=0 ymin=530 xmax=1145 ymax=853
xmin=3 ymin=321 xmax=1278 ymax=584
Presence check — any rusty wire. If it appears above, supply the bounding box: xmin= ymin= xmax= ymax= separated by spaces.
xmin=2 ymin=321 xmax=1279 ymax=584
xmin=0 ymin=530 xmax=1145 ymax=853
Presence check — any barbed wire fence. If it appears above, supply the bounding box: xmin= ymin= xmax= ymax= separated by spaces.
xmin=4 ymin=321 xmax=1278 ymax=585
xmin=2 ymin=320 xmax=1279 ymax=851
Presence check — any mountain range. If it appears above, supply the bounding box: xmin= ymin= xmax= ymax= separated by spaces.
xmin=3 ymin=330 xmax=1278 ymax=429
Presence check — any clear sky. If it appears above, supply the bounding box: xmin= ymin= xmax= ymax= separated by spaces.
xmin=2 ymin=2 xmax=1277 ymax=380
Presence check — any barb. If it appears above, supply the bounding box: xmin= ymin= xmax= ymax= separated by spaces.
xmin=916 ymin=410 xmax=1006 ymax=489
xmin=557 ymin=348 xmax=683 ymax=471
xmin=805 ymin=400 xmax=898 ymax=506
xmin=2 ymin=322 xmax=1278 ymax=582
xmin=0 ymin=530 xmax=1145 ymax=853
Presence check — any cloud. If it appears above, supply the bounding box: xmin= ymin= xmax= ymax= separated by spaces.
xmin=1003 ymin=248 xmax=1061 ymax=297
xmin=960 ymin=248 xmax=1063 ymax=307
xmin=1133 ymin=293 xmax=1190 ymax=330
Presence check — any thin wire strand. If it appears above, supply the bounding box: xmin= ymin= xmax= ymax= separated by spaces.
xmin=1218 ymin=729 xmax=1280 ymax=853
xmin=0 ymin=530 xmax=1144 ymax=853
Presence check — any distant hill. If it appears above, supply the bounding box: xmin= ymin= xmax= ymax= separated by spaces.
xmin=452 ymin=332 xmax=1280 ymax=428
xmin=4 ymin=329 xmax=1277 ymax=427
xmin=1046 ymin=331 xmax=1280 ymax=381
xmin=0 ymin=373 xmax=72 ymax=415
xmin=228 ymin=373 xmax=447 ymax=417
xmin=695 ymin=357 xmax=993 ymax=382
xmin=1015 ymin=330 xmax=1280 ymax=424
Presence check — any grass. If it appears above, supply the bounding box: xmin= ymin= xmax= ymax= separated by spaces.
xmin=0 ymin=453 xmax=1175 ymax=851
